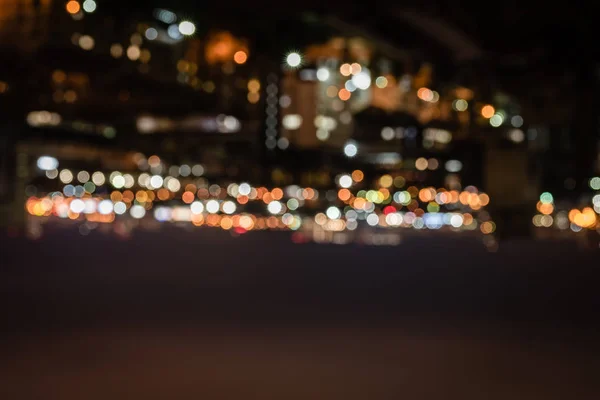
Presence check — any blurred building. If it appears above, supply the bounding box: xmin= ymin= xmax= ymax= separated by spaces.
xmin=0 ymin=2 xmax=544 ymax=239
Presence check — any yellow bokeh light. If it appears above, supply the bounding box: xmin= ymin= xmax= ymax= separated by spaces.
xmin=247 ymin=92 xmax=260 ymax=104
xmin=415 ymin=157 xmax=428 ymax=171
xmin=247 ymin=79 xmax=260 ymax=93
xmin=379 ymin=174 xmax=393 ymax=188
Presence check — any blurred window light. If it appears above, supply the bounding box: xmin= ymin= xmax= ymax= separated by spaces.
xmin=489 ymin=114 xmax=503 ymax=127
xmin=340 ymin=63 xmax=352 ymax=76
xmin=77 ymin=171 xmax=90 ymax=183
xmin=191 ymin=164 xmax=204 ymax=176
xmin=130 ymin=33 xmax=143 ymax=46
xmin=316 ymin=67 xmax=330 ymax=82
xmin=511 ymin=115 xmax=524 ymax=128
xmin=37 ymin=156 xmax=58 ymax=171
xmin=114 ymin=202 xmax=126 ymax=215
xmin=217 ymin=115 xmax=241 ymax=133
xmin=82 ymin=0 xmax=96 ymax=13
xmin=167 ymin=24 xmax=182 ymax=40
xmin=110 ymin=44 xmax=123 ymax=58
xmin=282 ymin=114 xmax=302 ymax=130
xmin=277 ymin=137 xmax=289 ymax=150
xmin=154 ymin=9 xmax=177 ymax=24
xmin=415 ymin=157 xmax=428 ymax=171
xmin=78 ymin=35 xmax=94 ymax=50
xmin=417 ymin=88 xmax=434 ymax=102
xmin=130 ymin=205 xmax=146 ymax=219
xmin=127 ymin=45 xmax=141 ymax=60
xmin=445 ymin=159 xmax=463 ymax=172
xmin=344 ymin=80 xmax=357 ymax=92
xmin=299 ymin=69 xmax=316 ymax=81
xmin=350 ymin=63 xmax=362 ymax=75
xmin=279 ymin=95 xmax=291 ymax=108
xmin=92 ymin=172 xmax=105 ymax=185
xmin=452 ymin=99 xmax=468 ymax=111
xmin=27 ymin=111 xmax=62 ymax=127
xmin=381 ymin=127 xmax=395 ymax=141
xmin=316 ymin=129 xmax=330 ymax=141
xmin=154 ymin=207 xmax=172 ymax=222
xmin=375 ymin=76 xmax=388 ymax=88
xmin=247 ymin=79 xmax=260 ymax=93
xmin=508 ymin=129 xmax=525 ymax=143
xmin=59 ymin=169 xmax=73 ymax=184
xmin=145 ymin=28 xmax=158 ymax=40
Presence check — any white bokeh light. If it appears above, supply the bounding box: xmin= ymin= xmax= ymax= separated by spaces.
xmin=351 ymin=71 xmax=371 ymax=90
xmin=338 ymin=174 xmax=352 ymax=188
xmin=343 ymin=141 xmax=358 ymax=157
xmin=316 ymin=67 xmax=330 ymax=81
xmin=267 ymin=200 xmax=283 ymax=214
xmin=190 ymin=201 xmax=204 ymax=214
xmin=286 ymin=52 xmax=301 ymax=68
xmin=178 ymin=21 xmax=196 ymax=35
xmin=206 ymin=200 xmax=219 ymax=214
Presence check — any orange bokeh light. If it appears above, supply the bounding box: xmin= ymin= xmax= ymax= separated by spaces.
xmin=481 ymin=105 xmax=495 ymax=118
xmin=66 ymin=0 xmax=80 ymax=14
xmin=182 ymin=191 xmax=195 ymax=204
xmin=338 ymin=88 xmax=351 ymax=101
xmin=271 ymin=187 xmax=283 ymax=200
xmin=352 ymin=170 xmax=364 ymax=182
xmin=233 ymin=50 xmax=248 ymax=64
xmin=338 ymin=189 xmax=351 ymax=202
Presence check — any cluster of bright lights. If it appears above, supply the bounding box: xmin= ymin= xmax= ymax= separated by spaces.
xmin=26 ymin=151 xmax=495 ymax=247
xmin=27 ymin=155 xmax=496 ymax=245
xmin=533 ymin=190 xmax=600 ymax=233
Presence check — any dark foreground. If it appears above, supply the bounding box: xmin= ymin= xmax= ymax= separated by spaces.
xmin=1 ymin=226 xmax=599 ymax=398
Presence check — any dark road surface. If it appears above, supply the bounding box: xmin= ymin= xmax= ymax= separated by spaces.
xmin=1 ymin=226 xmax=599 ymax=398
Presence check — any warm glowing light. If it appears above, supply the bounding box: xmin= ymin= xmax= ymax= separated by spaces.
xmin=417 ymin=88 xmax=434 ymax=101
xmin=338 ymin=88 xmax=351 ymax=101
xmin=127 ymin=45 xmax=141 ymax=60
xmin=247 ymin=79 xmax=260 ymax=93
xmin=415 ymin=157 xmax=428 ymax=171
xmin=481 ymin=105 xmax=495 ymax=118
xmin=352 ymin=170 xmax=364 ymax=182
xmin=340 ymin=63 xmax=352 ymax=76
xmin=234 ymin=50 xmax=248 ymax=64
xmin=66 ymin=1 xmax=80 ymax=14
